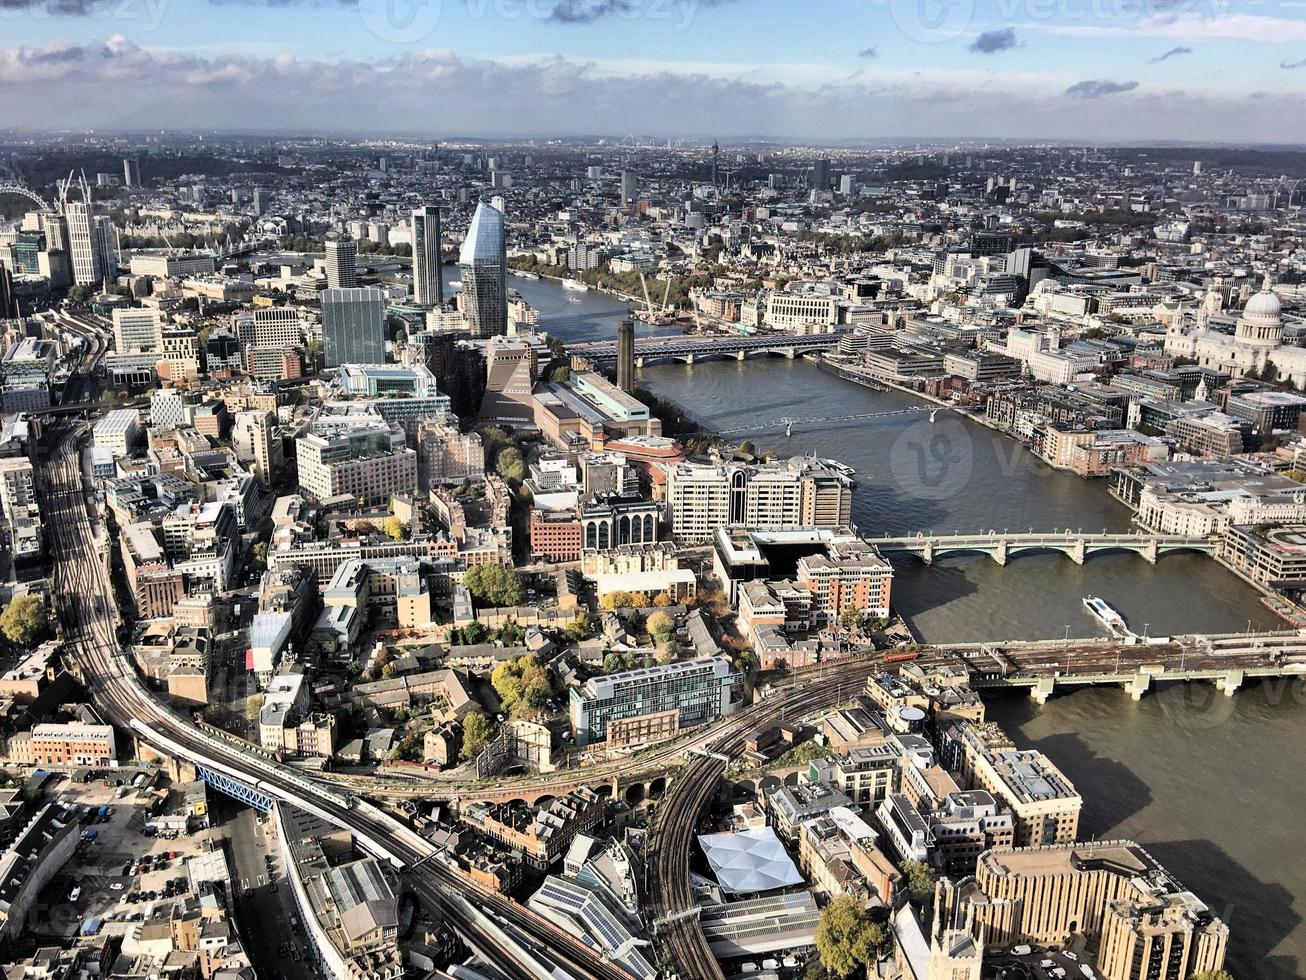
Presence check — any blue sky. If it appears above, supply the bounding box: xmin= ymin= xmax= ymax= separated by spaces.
xmin=1 ymin=0 xmax=1305 ymax=140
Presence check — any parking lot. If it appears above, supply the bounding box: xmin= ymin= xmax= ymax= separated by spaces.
xmin=28 ymin=774 xmax=214 ymax=942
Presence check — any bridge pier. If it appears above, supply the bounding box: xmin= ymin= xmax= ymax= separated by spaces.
xmin=1215 ymin=669 xmax=1244 ymax=696
xmin=1123 ymin=672 xmax=1152 ymax=700
xmin=922 ymin=542 xmax=934 ymax=565
xmin=1030 ymin=677 xmax=1055 ymax=705
xmin=784 ymin=347 xmax=796 ymax=359
xmin=994 ymin=540 xmax=1009 ymax=566
xmin=1142 ymin=539 xmax=1158 ymax=564
xmin=736 ymin=349 xmax=746 ymax=361
xmin=1069 ymin=539 xmax=1086 ymax=565
xmin=684 ymin=353 xmax=695 ymax=365
xmin=635 ymin=357 xmax=645 ymax=369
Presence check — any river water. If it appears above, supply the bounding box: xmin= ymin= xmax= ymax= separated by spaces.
xmin=526 ymin=278 xmax=1304 ymax=976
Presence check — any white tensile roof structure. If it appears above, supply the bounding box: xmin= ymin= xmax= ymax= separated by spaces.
xmin=697 ymin=826 xmax=805 ymax=895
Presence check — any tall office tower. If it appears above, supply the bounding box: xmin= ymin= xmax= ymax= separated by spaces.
xmin=232 ymin=410 xmax=284 ymax=489
xmin=252 ymin=188 xmax=267 ymax=214
xmin=325 ymin=237 xmax=358 ymax=289
xmin=811 ymin=158 xmax=832 ymax=192
xmin=322 ymin=287 xmax=386 ymax=367
xmin=458 ymin=202 xmax=507 ymax=338
xmin=112 ymin=307 xmax=163 ymax=352
xmin=711 ymin=141 xmax=720 ymax=187
xmin=616 ymin=319 xmax=635 ymax=393
xmin=123 ymin=159 xmax=141 ymax=188
xmin=0 ymin=265 xmax=16 ymax=320
xmin=40 ymin=213 xmax=68 ymax=253
xmin=65 ymin=201 xmax=103 ymax=286
xmin=411 ymin=205 xmax=444 ymax=307
xmin=620 ymin=170 xmax=637 ymax=204
xmin=1193 ymin=160 xmax=1203 ymax=176
xmin=93 ymin=215 xmax=118 ymax=280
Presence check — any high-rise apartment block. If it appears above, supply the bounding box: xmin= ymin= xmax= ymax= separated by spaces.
xmin=325 ymin=236 xmax=358 ymax=289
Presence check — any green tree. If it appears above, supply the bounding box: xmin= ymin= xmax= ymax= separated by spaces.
xmin=450 ymin=621 xmax=490 ymax=646
xmin=497 ymin=619 xmax=525 ymax=646
xmin=460 ymin=710 xmax=496 ymax=762
xmin=464 ymin=565 xmax=525 ymax=607
xmin=737 ymin=440 xmax=756 ymax=456
xmin=491 ymin=654 xmax=555 ymax=717
xmin=839 ymin=607 xmax=866 ymax=630
xmin=646 ymin=610 xmax=675 ymax=644
xmin=250 ymin=541 xmax=268 ymax=572
xmin=563 ymin=611 xmax=590 ymax=642
xmin=547 ymin=364 xmax=571 ymax=383
xmin=0 ymin=596 xmax=48 ymax=646
xmin=603 ymin=651 xmax=633 ymax=673
xmin=900 ymin=860 xmax=937 ymax=906
xmin=495 ymin=446 xmax=527 ymax=484
xmin=1190 ymin=972 xmax=1234 ymax=980
xmin=814 ymin=896 xmax=887 ymax=977
xmin=382 ymin=516 xmax=406 ymax=541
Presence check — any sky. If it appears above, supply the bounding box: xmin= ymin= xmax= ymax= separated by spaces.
xmin=1 ymin=0 xmax=1306 ymax=141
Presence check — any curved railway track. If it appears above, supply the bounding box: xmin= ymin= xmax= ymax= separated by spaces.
xmin=647 ymin=662 xmax=883 ymax=978
xmin=37 ymin=420 xmax=637 ymax=980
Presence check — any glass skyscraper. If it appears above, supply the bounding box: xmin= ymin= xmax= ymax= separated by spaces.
xmin=322 ymin=287 xmax=386 ymax=367
xmin=458 ymin=201 xmax=507 ymax=338
xmin=411 ymin=205 xmax=443 ymax=307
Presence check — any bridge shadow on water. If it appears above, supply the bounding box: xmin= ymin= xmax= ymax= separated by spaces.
xmin=885 ymin=560 xmax=981 ymax=625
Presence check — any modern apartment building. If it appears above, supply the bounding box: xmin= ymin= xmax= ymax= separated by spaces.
xmin=112 ymin=307 xmax=163 ymax=352
xmin=411 ymin=205 xmax=444 ymax=307
xmin=796 ymin=539 xmax=893 ymax=624
xmin=569 ymin=657 xmax=736 ymax=746
xmin=938 ymin=840 xmax=1228 ymax=980
xmin=232 ymin=410 xmax=284 ymax=489
xmin=296 ymin=424 xmax=417 ymax=507
xmin=415 ymin=418 xmax=484 ymax=490
xmin=324 ymin=236 xmax=358 ymax=289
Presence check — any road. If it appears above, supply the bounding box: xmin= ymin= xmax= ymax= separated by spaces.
xmin=213 ymin=796 xmax=318 ymax=980
xmin=37 ymin=419 xmax=636 ymax=980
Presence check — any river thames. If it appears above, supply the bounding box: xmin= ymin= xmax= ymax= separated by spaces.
xmin=517 ymin=276 xmax=1305 ymax=975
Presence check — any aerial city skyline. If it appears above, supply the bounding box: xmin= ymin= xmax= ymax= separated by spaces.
xmin=0 ymin=4 xmax=1302 ymax=980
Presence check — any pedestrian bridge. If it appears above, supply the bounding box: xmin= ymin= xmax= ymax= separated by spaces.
xmin=866 ymin=531 xmax=1217 ymax=566
xmin=569 ymin=332 xmax=841 ymax=367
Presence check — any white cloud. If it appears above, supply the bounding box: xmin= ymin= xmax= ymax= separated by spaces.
xmin=0 ymin=37 xmax=1303 ymax=140
xmin=1046 ymin=12 xmax=1306 ymax=43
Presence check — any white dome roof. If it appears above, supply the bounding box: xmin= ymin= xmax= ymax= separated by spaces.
xmin=1245 ymin=287 xmax=1281 ymax=319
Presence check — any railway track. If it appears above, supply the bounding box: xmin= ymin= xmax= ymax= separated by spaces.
xmin=37 ymin=420 xmax=637 ymax=980
xmin=647 ymin=661 xmax=883 ymax=978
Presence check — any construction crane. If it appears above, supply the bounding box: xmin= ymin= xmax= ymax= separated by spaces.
xmin=636 ymin=272 xmax=673 ymax=325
